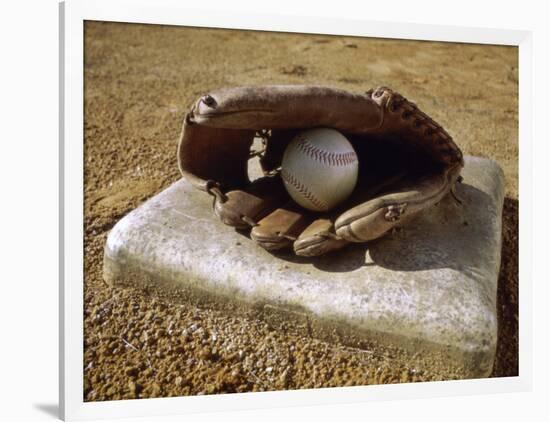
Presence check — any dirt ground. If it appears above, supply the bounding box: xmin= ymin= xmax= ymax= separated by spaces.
xmin=83 ymin=21 xmax=518 ymax=401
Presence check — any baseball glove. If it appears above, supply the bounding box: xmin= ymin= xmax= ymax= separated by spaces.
xmin=177 ymin=85 xmax=464 ymax=257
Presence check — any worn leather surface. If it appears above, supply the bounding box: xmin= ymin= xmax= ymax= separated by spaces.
xmin=177 ymin=85 xmax=464 ymax=256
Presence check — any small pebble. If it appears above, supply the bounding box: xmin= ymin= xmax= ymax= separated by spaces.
xmin=125 ymin=367 xmax=139 ymax=377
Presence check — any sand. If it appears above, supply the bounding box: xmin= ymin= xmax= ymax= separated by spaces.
xmin=83 ymin=21 xmax=518 ymax=401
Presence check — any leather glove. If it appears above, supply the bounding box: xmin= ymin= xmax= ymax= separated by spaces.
xmin=177 ymin=85 xmax=464 ymax=257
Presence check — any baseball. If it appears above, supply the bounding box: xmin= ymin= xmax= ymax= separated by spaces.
xmin=281 ymin=128 xmax=359 ymax=212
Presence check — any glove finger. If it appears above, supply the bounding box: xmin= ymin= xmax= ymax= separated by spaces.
xmin=213 ymin=175 xmax=288 ymax=229
xmin=293 ymin=218 xmax=349 ymax=257
xmin=250 ymin=201 xmax=312 ymax=251
xmin=334 ymin=164 xmax=462 ymax=242
xmin=292 ymin=171 xmax=407 ymax=257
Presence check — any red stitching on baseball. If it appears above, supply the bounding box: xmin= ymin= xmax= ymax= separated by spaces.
xmin=294 ymin=135 xmax=358 ymax=167
xmin=281 ymin=169 xmax=328 ymax=210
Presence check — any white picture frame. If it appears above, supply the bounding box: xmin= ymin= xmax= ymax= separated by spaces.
xmin=60 ymin=0 xmax=532 ymax=420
